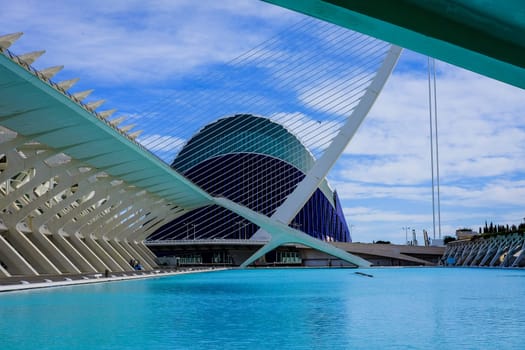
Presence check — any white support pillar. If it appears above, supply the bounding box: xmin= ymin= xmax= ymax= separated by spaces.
xmin=479 ymin=242 xmax=498 ymax=266
xmin=511 ymin=238 xmax=525 ymax=267
xmin=489 ymin=241 xmax=507 ymax=267
xmin=130 ymin=241 xmax=156 ymax=268
xmin=120 ymin=240 xmax=154 ymax=270
xmin=28 ymin=231 xmax=81 ymax=274
xmin=109 ymin=238 xmax=136 ymax=264
xmin=126 ymin=241 xmax=155 ymax=269
xmin=2 ymin=228 xmax=61 ymax=274
xmin=83 ymin=235 xmax=124 ymax=272
xmin=0 ymin=234 xmax=38 ymax=275
xmin=51 ymin=232 xmax=97 ymax=273
xmin=137 ymin=241 xmax=157 ymax=261
xmin=0 ymin=263 xmax=10 ymax=277
xmin=68 ymin=233 xmax=110 ymax=272
xmin=97 ymin=237 xmax=133 ymax=271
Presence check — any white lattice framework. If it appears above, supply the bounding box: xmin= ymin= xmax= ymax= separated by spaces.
xmin=0 ymin=19 xmax=400 ymax=276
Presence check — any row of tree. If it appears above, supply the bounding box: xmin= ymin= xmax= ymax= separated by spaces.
xmin=479 ymin=221 xmax=525 ymax=234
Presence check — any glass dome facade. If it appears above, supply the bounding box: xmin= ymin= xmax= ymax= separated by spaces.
xmin=149 ymin=114 xmax=351 ymax=242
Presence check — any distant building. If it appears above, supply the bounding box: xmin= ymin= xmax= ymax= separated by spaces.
xmin=148 ymin=114 xmax=351 ymax=242
xmin=456 ymin=228 xmax=476 ymax=240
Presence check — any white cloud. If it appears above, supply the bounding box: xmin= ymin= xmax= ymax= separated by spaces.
xmin=440 ymin=180 xmax=525 ymax=207
xmin=344 ymin=206 xmax=432 ymax=223
xmin=1 ymin=0 xmax=299 ymax=85
xmin=331 ymin=55 xmax=525 ymax=242
xmin=338 ymin=60 xmax=525 ymax=185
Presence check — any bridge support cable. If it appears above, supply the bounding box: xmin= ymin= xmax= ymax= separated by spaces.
xmin=241 ymin=45 xmax=401 ymax=266
xmin=135 ymin=18 xmax=396 ymax=247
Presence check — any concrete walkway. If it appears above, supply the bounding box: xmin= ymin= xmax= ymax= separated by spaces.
xmin=0 ymin=268 xmax=225 ymax=293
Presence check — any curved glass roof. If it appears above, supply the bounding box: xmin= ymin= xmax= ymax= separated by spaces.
xmin=173 ymin=114 xmax=315 ymax=173
xmin=172 ymin=114 xmax=335 ymax=203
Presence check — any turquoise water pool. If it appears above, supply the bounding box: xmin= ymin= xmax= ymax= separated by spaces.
xmin=1 ymin=268 xmax=524 ymax=349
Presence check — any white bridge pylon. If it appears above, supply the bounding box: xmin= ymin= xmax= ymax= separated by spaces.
xmin=240 ymin=45 xmax=403 ymax=268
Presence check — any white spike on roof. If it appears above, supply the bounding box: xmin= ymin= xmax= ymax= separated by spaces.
xmin=98 ymin=109 xmax=117 ymax=119
xmin=39 ymin=65 xmax=64 ymax=80
xmin=71 ymin=89 xmax=94 ymax=102
xmin=0 ymin=32 xmax=23 ymax=50
xmin=56 ymin=78 xmax=80 ymax=91
xmin=85 ymin=99 xmax=105 ymax=111
xmin=110 ymin=116 xmax=126 ymax=126
xmin=119 ymin=124 xmax=136 ymax=133
xmin=128 ymin=130 xmax=143 ymax=139
xmin=16 ymin=50 xmax=45 ymax=65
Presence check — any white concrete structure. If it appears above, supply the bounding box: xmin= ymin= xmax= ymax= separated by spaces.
xmin=244 ymin=45 xmax=402 ymax=267
xmin=443 ymin=233 xmax=525 ymax=268
xmin=1 ymin=30 xmax=398 ymax=276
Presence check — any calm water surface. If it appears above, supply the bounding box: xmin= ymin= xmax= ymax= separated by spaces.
xmin=1 ymin=268 xmax=524 ymax=349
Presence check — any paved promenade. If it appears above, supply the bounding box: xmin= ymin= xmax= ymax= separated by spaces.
xmin=0 ymin=268 xmax=224 ymax=293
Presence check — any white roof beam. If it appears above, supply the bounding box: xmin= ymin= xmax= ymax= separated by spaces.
xmin=56 ymin=78 xmax=80 ymax=91
xmin=98 ymin=109 xmax=117 ymax=119
xmin=85 ymin=99 xmax=105 ymax=111
xmin=110 ymin=116 xmax=126 ymax=127
xmin=0 ymin=32 xmax=23 ymax=50
xmin=119 ymin=124 xmax=136 ymax=133
xmin=16 ymin=50 xmax=45 ymax=65
xmin=39 ymin=65 xmax=64 ymax=80
xmin=71 ymin=89 xmax=94 ymax=102
xmin=128 ymin=130 xmax=143 ymax=139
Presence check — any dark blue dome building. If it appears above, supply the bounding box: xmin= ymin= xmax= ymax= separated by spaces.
xmin=148 ymin=114 xmax=351 ymax=243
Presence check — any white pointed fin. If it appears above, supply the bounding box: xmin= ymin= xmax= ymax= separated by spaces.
xmin=16 ymin=50 xmax=45 ymax=65
xmin=85 ymin=99 xmax=105 ymax=111
xmin=98 ymin=109 xmax=117 ymax=119
xmin=119 ymin=124 xmax=136 ymax=133
xmin=71 ymin=89 xmax=94 ymax=102
xmin=110 ymin=116 xmax=126 ymax=126
xmin=57 ymin=78 xmax=80 ymax=91
xmin=39 ymin=65 xmax=64 ymax=80
xmin=0 ymin=32 xmax=23 ymax=50
xmin=128 ymin=130 xmax=143 ymax=139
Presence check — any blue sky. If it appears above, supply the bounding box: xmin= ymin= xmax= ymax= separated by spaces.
xmin=2 ymin=0 xmax=524 ymax=244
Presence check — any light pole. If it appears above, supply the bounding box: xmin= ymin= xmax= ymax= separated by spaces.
xmin=236 ymin=221 xmax=241 ymax=240
xmin=192 ymin=223 xmax=197 ymax=240
xmin=184 ymin=222 xmax=190 ymax=240
xmin=402 ymin=226 xmax=410 ymax=245
xmin=349 ymin=224 xmax=355 ymax=237
xmin=242 ymin=222 xmax=247 ymax=240
xmin=237 ymin=221 xmax=249 ymax=240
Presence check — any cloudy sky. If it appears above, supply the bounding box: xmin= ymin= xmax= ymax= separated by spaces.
xmin=2 ymin=0 xmax=524 ymax=244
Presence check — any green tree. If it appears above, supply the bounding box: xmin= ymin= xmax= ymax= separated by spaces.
xmin=444 ymin=236 xmax=456 ymax=244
